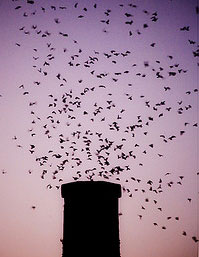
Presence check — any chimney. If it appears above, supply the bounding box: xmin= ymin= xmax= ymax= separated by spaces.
xmin=61 ymin=181 xmax=122 ymax=257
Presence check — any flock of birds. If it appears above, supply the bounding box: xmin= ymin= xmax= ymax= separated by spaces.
xmin=1 ymin=0 xmax=198 ymax=245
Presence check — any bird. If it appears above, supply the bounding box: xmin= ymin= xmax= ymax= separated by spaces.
xmin=15 ymin=6 xmax=22 ymax=10
xmin=180 ymin=26 xmax=190 ymax=31
xmin=1 ymin=169 xmax=6 ymax=174
xmin=10 ymin=2 xmax=197 ymax=248
xmin=192 ymin=236 xmax=199 ymax=243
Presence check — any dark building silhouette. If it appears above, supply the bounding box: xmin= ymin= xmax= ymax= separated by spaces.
xmin=61 ymin=181 xmax=122 ymax=257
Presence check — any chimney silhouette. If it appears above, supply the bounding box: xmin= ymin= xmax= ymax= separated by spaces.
xmin=61 ymin=181 xmax=122 ymax=257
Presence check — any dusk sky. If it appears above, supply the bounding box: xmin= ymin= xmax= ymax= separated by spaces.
xmin=0 ymin=0 xmax=198 ymax=257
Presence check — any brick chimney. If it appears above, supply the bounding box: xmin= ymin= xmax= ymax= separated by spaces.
xmin=61 ymin=181 xmax=122 ymax=257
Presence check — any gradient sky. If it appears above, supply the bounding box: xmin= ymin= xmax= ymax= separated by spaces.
xmin=0 ymin=0 xmax=198 ymax=257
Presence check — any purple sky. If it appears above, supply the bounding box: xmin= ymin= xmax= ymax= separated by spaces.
xmin=0 ymin=0 xmax=198 ymax=257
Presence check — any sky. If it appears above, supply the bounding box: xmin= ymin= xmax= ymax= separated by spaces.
xmin=0 ymin=0 xmax=198 ymax=257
